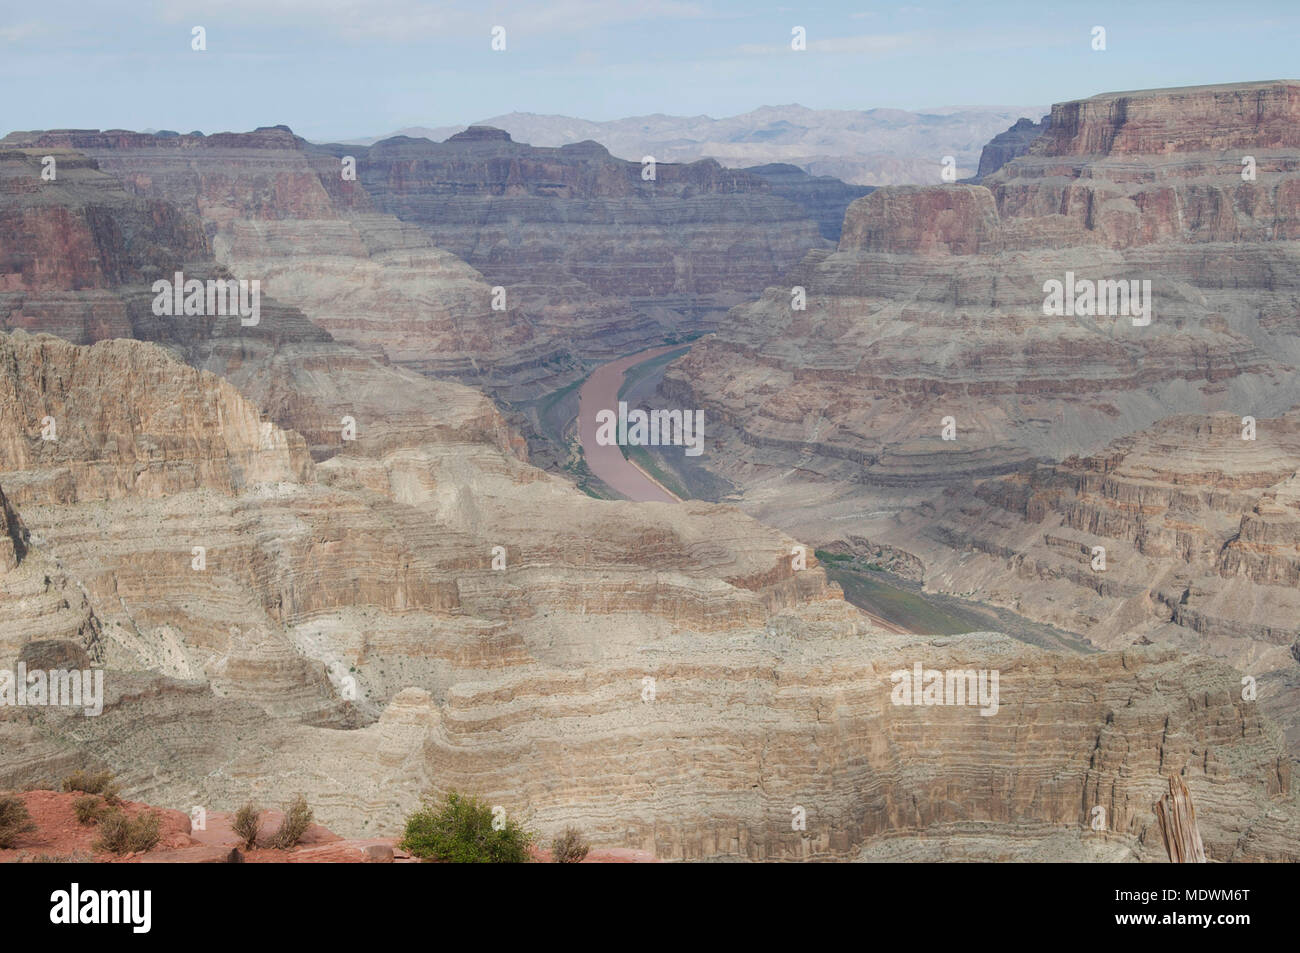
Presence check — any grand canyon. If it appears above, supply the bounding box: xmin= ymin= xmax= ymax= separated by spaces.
xmin=1 ymin=5 xmax=1298 ymax=881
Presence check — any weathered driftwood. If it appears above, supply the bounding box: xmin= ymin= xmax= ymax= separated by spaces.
xmin=1155 ymin=775 xmax=1207 ymax=863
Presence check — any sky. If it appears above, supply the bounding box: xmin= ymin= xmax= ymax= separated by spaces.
xmin=2 ymin=0 xmax=1297 ymax=141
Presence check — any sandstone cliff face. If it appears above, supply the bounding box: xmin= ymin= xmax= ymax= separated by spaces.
xmin=0 ymin=332 xmax=311 ymax=505
xmin=839 ymin=185 xmax=1004 ymax=255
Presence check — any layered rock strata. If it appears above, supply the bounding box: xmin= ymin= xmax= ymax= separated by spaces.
xmin=666 ymin=80 xmax=1300 ymax=513
xmin=1 ymin=91 xmax=1298 ymax=861
xmin=323 ymin=127 xmax=828 ymax=390
xmin=660 ymin=79 xmax=1300 ymax=757
xmin=0 ymin=128 xmax=551 ymax=394
xmin=0 ymin=329 xmax=1295 ymax=860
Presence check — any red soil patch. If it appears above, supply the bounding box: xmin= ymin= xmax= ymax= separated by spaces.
xmin=3 ymin=791 xmax=657 ymax=863
xmin=0 ymin=790 xmax=191 ymax=863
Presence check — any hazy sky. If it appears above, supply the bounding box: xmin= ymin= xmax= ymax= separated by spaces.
xmin=2 ymin=0 xmax=1296 ymax=141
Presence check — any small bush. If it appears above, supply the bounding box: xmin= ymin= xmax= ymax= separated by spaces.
xmin=399 ymin=791 xmax=534 ymax=863
xmin=73 ymin=795 xmax=105 ymax=825
xmin=266 ymin=794 xmax=313 ymax=850
xmin=60 ymin=770 xmax=120 ymax=804
xmin=551 ymin=827 xmax=590 ymax=863
xmin=0 ymin=794 xmax=36 ymax=848
xmin=232 ymin=802 xmax=261 ymax=850
xmin=92 ymin=809 xmax=161 ymax=855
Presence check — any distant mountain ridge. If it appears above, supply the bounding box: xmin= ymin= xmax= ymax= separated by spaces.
xmin=332 ymin=103 xmax=1046 ymax=186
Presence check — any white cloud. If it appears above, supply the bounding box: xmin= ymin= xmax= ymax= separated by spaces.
xmin=153 ymin=0 xmax=707 ymax=40
xmin=737 ymin=32 xmax=923 ymax=56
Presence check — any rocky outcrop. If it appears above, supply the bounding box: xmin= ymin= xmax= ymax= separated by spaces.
xmin=0 ymin=332 xmax=311 ymax=505
xmin=972 ymin=116 xmax=1048 ymax=180
xmin=1037 ymin=81 xmax=1299 ymax=157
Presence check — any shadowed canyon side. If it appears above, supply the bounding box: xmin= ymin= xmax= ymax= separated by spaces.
xmin=0 ymin=126 xmax=552 ymax=391
xmin=317 ymin=127 xmax=836 ymax=397
xmin=1 ymin=125 xmax=856 ymax=416
xmin=661 ymin=79 xmax=1300 ymax=752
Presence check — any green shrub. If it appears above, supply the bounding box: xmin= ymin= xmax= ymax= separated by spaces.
xmin=73 ymin=795 xmax=105 ymax=825
xmin=398 ymin=791 xmax=534 ymax=863
xmin=0 ymin=794 xmax=36 ymax=848
xmin=266 ymin=794 xmax=313 ymax=850
xmin=232 ymin=802 xmax=261 ymax=850
xmin=551 ymin=827 xmax=590 ymax=863
xmin=92 ymin=809 xmax=160 ymax=854
xmin=60 ymin=770 xmax=120 ymax=804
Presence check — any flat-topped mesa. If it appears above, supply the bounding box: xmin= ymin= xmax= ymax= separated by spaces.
xmin=2 ymin=125 xmax=307 ymax=153
xmin=987 ymin=80 xmax=1300 ymax=249
xmin=3 ymin=125 xmax=373 ymax=225
xmin=357 ymin=128 xmax=799 ymax=202
xmin=445 ymin=125 xmax=514 ymax=143
xmin=1035 ymin=80 xmax=1300 ymax=157
xmin=838 ymin=184 xmax=1002 ymax=255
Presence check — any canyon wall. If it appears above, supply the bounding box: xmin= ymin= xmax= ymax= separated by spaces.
xmin=326 ymin=127 xmax=828 ymax=394
xmin=1 ymin=116 xmax=1296 ymax=858
xmin=6 ymin=125 xmax=836 ymax=403
xmin=0 ymin=327 xmax=1293 ymax=859
xmin=662 ymin=79 xmax=1300 ymax=753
